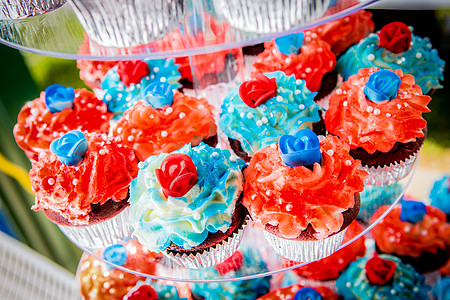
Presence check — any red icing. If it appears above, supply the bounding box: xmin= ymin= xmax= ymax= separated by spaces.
xmin=242 ymin=135 xmax=367 ymax=240
xmin=14 ymin=89 xmax=112 ymax=161
xmin=30 ymin=132 xmax=138 ymax=225
xmin=365 ymin=255 xmax=396 ymax=286
xmin=312 ymin=10 xmax=374 ymax=55
xmin=113 ymin=92 xmax=216 ymax=161
xmin=239 ymin=74 xmax=277 ymax=108
xmin=116 ymin=60 xmax=150 ymax=87
xmin=294 ymin=220 xmax=366 ymax=280
xmin=126 ymin=285 xmax=158 ymax=300
xmin=256 ymin=284 xmax=340 ymax=300
xmin=377 ymin=22 xmax=412 ymax=54
xmin=251 ymin=31 xmax=336 ymax=92
xmin=215 ymin=251 xmax=244 ymax=276
xmin=155 ymin=153 xmax=198 ymax=198
xmin=325 ymin=68 xmax=431 ymax=154
xmin=371 ymin=205 xmax=450 ymax=258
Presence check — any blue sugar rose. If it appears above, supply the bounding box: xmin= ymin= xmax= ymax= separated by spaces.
xmin=142 ymin=82 xmax=174 ymax=109
xmin=279 ymin=129 xmax=321 ymax=168
xmin=44 ymin=84 xmax=75 ymax=113
xmin=400 ymin=199 xmax=427 ymax=223
xmin=274 ymin=32 xmax=304 ymax=56
xmin=103 ymin=244 xmax=128 ymax=269
xmin=364 ymin=70 xmax=401 ymax=103
xmin=294 ymin=287 xmax=322 ymax=300
xmin=50 ymin=130 xmax=88 ymax=166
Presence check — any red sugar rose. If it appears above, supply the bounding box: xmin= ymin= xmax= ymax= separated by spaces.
xmin=377 ymin=21 xmax=412 ymax=54
xmin=215 ymin=251 xmax=244 ymax=275
xmin=155 ymin=153 xmax=198 ymax=198
xmin=239 ymin=74 xmax=277 ymax=108
xmin=126 ymin=284 xmax=158 ymax=300
xmin=116 ymin=60 xmax=150 ymax=86
xmin=365 ymin=255 xmax=396 ymax=286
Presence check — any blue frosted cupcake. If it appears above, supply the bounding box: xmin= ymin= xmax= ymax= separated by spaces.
xmin=430 ymin=175 xmax=450 ymax=220
xmin=128 ymin=143 xmax=249 ymax=269
xmin=190 ymin=247 xmax=271 ymax=299
xmin=219 ymin=71 xmax=321 ymax=161
xmin=336 ymin=254 xmax=431 ymax=299
xmin=337 ymin=21 xmax=444 ymax=94
xmin=101 ymin=58 xmax=182 ymax=120
xmin=358 ymin=183 xmax=403 ymax=222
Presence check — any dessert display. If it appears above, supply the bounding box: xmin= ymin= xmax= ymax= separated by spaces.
xmin=30 ymin=130 xmax=138 ymax=249
xmin=242 ymin=129 xmax=367 ymax=262
xmin=257 ymin=284 xmax=340 ymax=300
xmin=325 ymin=68 xmax=431 ymax=186
xmin=336 ymin=254 xmax=431 ymax=299
xmin=430 ymin=175 xmax=450 ymax=219
xmin=337 ymin=21 xmax=445 ymax=94
xmin=370 ymin=200 xmax=450 ymax=274
xmin=219 ymin=71 xmax=321 ymax=161
xmin=13 ymin=84 xmax=112 ymax=161
xmin=128 ymin=143 xmax=248 ymax=268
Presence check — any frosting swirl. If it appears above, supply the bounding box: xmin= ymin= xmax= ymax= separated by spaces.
xmin=219 ymin=71 xmax=321 ymax=156
xmin=128 ymin=144 xmax=245 ymax=251
xmin=325 ymin=68 xmax=431 ymax=154
xmin=429 ymin=175 xmax=450 ymax=215
xmin=371 ymin=204 xmax=450 ymax=258
xmin=242 ymin=134 xmax=367 ymax=240
xmin=31 ymin=132 xmax=138 ymax=225
xmin=113 ymin=92 xmax=217 ymax=161
xmin=14 ymin=88 xmax=111 ymax=160
xmin=252 ymin=31 xmax=336 ymax=92
xmin=336 ymin=254 xmax=430 ymax=299
xmin=337 ymin=29 xmax=445 ymax=94
xmin=101 ymin=58 xmax=182 ymax=120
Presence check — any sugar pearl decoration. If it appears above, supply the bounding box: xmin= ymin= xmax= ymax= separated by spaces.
xmin=386 ymin=113 xmax=391 ymax=117
xmin=416 ymin=53 xmax=422 ymax=59
xmin=165 ymin=107 xmax=173 ymax=114
xmin=105 ymin=94 xmax=112 ymax=101
xmin=298 ymin=104 xmax=305 ymax=110
xmin=374 ymin=108 xmax=381 ymax=115
xmin=160 ymin=77 xmax=167 ymax=82
xmin=266 ymin=190 xmax=272 ymax=196
xmin=161 ymin=131 xmax=168 ymax=137
xmin=138 ymin=162 xmax=145 ymax=169
xmin=256 ymin=120 xmax=263 ymax=127
xmin=179 ymin=112 xmax=186 ymax=119
xmin=228 ymin=107 xmax=234 ymax=113
xmin=262 ymin=117 xmax=268 ymax=124
xmin=327 ymin=150 xmax=334 ymax=156
xmin=198 ymin=104 xmax=205 ymax=109
xmin=343 ymin=101 xmax=348 ymax=107
xmin=127 ymin=135 xmax=135 ymax=142
xmin=286 ymin=204 xmax=293 ymax=211
xmin=153 ymin=67 xmax=159 ymax=72
xmin=247 ymin=112 xmax=253 ymax=119
xmin=99 ymin=149 xmax=106 ymax=155
xmin=336 ymin=89 xmax=342 ymax=95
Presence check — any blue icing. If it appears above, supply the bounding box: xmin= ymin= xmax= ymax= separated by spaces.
xmin=44 ymin=84 xmax=75 ymax=113
xmin=400 ymin=199 xmax=427 ymax=223
xmin=336 ymin=254 xmax=430 ymax=300
xmin=433 ymin=276 xmax=450 ymax=300
xmin=337 ymin=32 xmax=445 ymax=94
xmin=101 ymin=58 xmax=181 ymax=120
xmin=102 ymin=244 xmax=127 ymax=270
xmin=49 ymin=130 xmax=88 ymax=166
xmin=219 ymin=71 xmax=321 ymax=156
xmin=279 ymin=129 xmax=321 ymax=168
xmin=190 ymin=247 xmax=271 ymax=300
xmin=358 ymin=183 xmax=402 ymax=221
xmin=430 ymin=175 xmax=450 ymax=215
xmin=364 ymin=70 xmax=401 ymax=103
xmin=274 ymin=32 xmax=304 ymax=56
xmin=129 ymin=143 xmax=245 ymax=252
xmin=142 ymin=82 xmax=174 ymax=108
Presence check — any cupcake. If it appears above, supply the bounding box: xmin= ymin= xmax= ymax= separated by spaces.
xmin=370 ymin=200 xmax=450 ymax=274
xmin=78 ymin=239 xmax=162 ymax=300
xmin=13 ymin=84 xmax=111 ymax=161
xmin=312 ymin=10 xmax=374 ymax=56
xmin=336 ymin=254 xmax=431 ymax=299
xmin=128 ymin=143 xmax=249 ymax=269
xmin=337 ymin=21 xmax=445 ymax=94
xmin=430 ymin=175 xmax=450 ymax=220
xmin=101 ymin=58 xmax=182 ymax=120
xmin=189 ymin=247 xmax=271 ymax=299
xmin=257 ymin=284 xmax=340 ymax=300
xmin=219 ymin=71 xmax=321 ymax=162
xmin=325 ymin=68 xmax=431 ymax=186
xmin=242 ymin=129 xmax=367 ymax=262
xmin=0 ymin=0 xmax=66 ymax=19
xmin=30 ymin=130 xmax=138 ymax=249
xmin=252 ymin=31 xmax=337 ymax=100
xmin=293 ymin=220 xmax=366 ymax=282
xmin=113 ymin=87 xmax=217 ymax=161
xmin=358 ymin=183 xmax=403 ymax=222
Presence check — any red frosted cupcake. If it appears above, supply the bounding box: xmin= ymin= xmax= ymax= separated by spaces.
xmin=257 ymin=284 xmax=341 ymax=300
xmin=14 ymin=84 xmax=112 ymax=161
xmin=30 ymin=130 xmax=138 ymax=249
xmin=242 ymin=129 xmax=366 ymax=262
xmin=325 ymin=68 xmax=431 ymax=186
xmin=371 ymin=200 xmax=450 ymax=274
xmin=252 ymin=30 xmax=336 ymax=100
xmin=113 ymin=86 xmax=217 ymax=161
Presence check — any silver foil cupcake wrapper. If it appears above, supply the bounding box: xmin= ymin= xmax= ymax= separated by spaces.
xmin=361 ymin=152 xmax=417 ymax=187
xmin=263 ymin=229 xmax=347 ymax=262
xmin=0 ymin=0 xmax=66 ymax=20
xmin=214 ymin=0 xmax=331 ymax=34
xmin=163 ymin=215 xmax=250 ymax=269
xmin=58 ymin=206 xmax=131 ymax=250
xmin=69 ymin=0 xmax=185 ymax=47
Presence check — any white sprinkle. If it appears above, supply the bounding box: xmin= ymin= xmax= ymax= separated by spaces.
xmin=336 ymin=89 xmax=342 ymax=95
xmin=345 ymin=160 xmax=352 ymax=166
xmin=105 ymin=94 xmax=112 ymax=101
xmin=92 ymin=275 xmax=97 ymax=280
xmin=127 ymin=135 xmax=135 ymax=142
xmin=179 ymin=112 xmax=186 ymax=119
xmin=397 ymin=104 xmax=403 ymax=109
xmin=422 ymin=230 xmax=428 ymax=236
xmin=129 ymin=246 xmax=137 ymax=255
xmin=276 ymin=96 xmax=283 ymax=102
xmin=165 ymin=107 xmax=173 ymax=114
xmin=427 ymin=43 xmax=432 ymax=48
xmin=296 ymin=79 xmax=302 ymax=85
xmin=404 ymin=102 xmax=408 ymax=107
xmin=198 ymin=104 xmax=205 ymax=109
xmin=311 ymin=32 xmax=318 ymax=38
xmin=327 ymin=150 xmax=334 ymax=156
xmin=256 ymin=120 xmax=263 ymax=127
xmin=247 ymin=112 xmax=253 ymax=119
xmin=305 ymin=67 xmax=312 ymax=73
xmin=373 ymin=108 xmax=381 ymax=115
xmin=103 ymin=282 xmax=111 ymax=289
xmin=343 ymin=101 xmax=348 ymax=107
xmin=416 ymin=53 xmax=422 ymax=59
xmin=286 ymin=204 xmax=293 ymax=211
xmin=193 ymin=213 xmax=201 ymax=220
xmin=305 ymin=36 xmax=311 ymax=42
xmin=251 ymin=194 xmax=256 ymax=200
xmin=161 ymin=131 xmax=168 ymax=137
xmin=114 ymin=136 xmax=122 ymax=143
xmin=413 ymin=287 xmax=419 ymax=292
xmin=153 ymin=67 xmax=159 ymax=72
xmin=389 ymin=236 xmax=395 ymax=242
xmin=399 ymin=282 xmax=404 ymax=288
xmin=391 ymin=289 xmax=396 ymax=295
xmin=397 ymin=59 xmax=403 ymax=64
xmin=404 ymin=226 xmax=411 ymax=233
xmin=367 ymin=54 xmax=375 ymax=61
xmin=136 ymin=84 xmax=141 ymax=89
xmin=298 ymin=104 xmax=305 ymax=110
xmin=343 ymin=90 xmax=347 ymax=94
xmin=285 ymin=58 xmax=291 ymax=64
xmin=266 ymin=190 xmax=272 ymax=196
xmin=145 ymin=76 xmax=150 ymax=80
xmin=160 ymin=77 xmax=167 ymax=83
xmin=99 ymin=149 xmax=106 ymax=155
xmin=346 ymin=282 xmax=351 ymax=287
xmin=240 ymin=112 xmax=245 ymax=118
xmin=386 ymin=113 xmax=391 ymax=117
xmin=130 ymin=85 xmax=135 ymax=91
xmin=150 ymin=114 xmax=155 ymax=119
xmin=72 ymin=179 xmax=78 ymax=185
xmin=48 ymin=178 xmax=55 ymax=185
xmin=228 ymin=107 xmax=234 ymax=113
xmin=272 ymin=49 xmax=278 ymax=55
xmin=119 ymin=274 xmax=124 ymax=279
xmin=262 ymin=117 xmax=268 ymax=124
xmin=117 ymin=93 xmax=123 ymax=99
